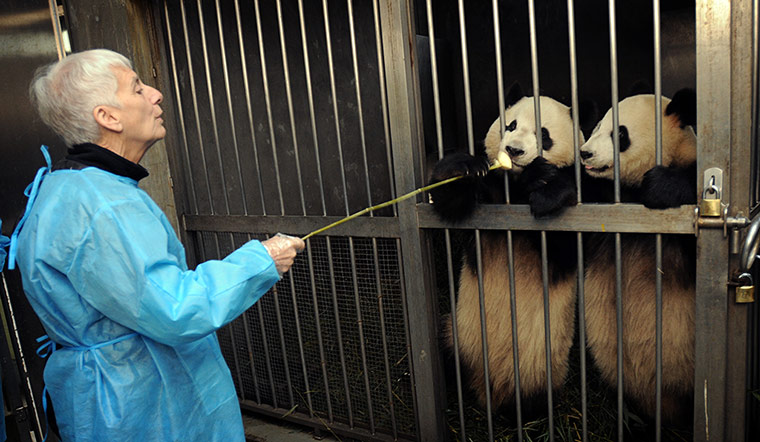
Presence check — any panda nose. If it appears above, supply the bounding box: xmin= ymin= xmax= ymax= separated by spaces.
xmin=506 ymin=146 xmax=524 ymax=157
xmin=580 ymin=150 xmax=593 ymax=160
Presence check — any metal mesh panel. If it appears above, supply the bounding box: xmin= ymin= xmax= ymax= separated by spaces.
xmin=198 ymin=232 xmax=415 ymax=438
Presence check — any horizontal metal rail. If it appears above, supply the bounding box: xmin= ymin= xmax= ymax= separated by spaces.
xmin=417 ymin=204 xmax=697 ymax=233
xmin=186 ymin=204 xmax=699 ymax=237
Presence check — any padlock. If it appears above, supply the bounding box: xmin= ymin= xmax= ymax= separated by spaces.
xmin=735 ymin=273 xmax=755 ymax=303
xmin=700 ymin=184 xmax=722 ymax=217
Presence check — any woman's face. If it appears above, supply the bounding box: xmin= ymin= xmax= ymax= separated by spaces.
xmin=111 ymin=66 xmax=165 ymax=148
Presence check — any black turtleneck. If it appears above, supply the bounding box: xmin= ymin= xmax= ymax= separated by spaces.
xmin=52 ymin=143 xmax=149 ymax=182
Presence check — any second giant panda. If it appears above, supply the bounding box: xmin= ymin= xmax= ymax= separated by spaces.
xmin=579 ymin=89 xmax=697 ymax=423
xmin=429 ymin=84 xmax=593 ymax=416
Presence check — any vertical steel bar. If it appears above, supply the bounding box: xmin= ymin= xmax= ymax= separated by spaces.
xmin=196 ymin=0 xmax=231 ymax=216
xmin=427 ymin=0 xmax=466 ymax=438
xmin=275 ymin=0 xmax=307 ymax=215
xmin=372 ymin=0 xmax=397 ymax=215
xmin=528 ymin=1 xmax=554 ymax=437
xmin=527 ymin=0 xmax=544 ymax=156
xmin=694 ymin=2 xmax=734 ymax=441
xmin=285 ymin=263 xmax=313 ymax=415
xmin=457 ymin=0 xmax=474 ymax=155
xmin=214 ymin=0 xmax=248 ymax=215
xmin=458 ymin=0 xmax=493 ymax=439
xmin=233 ymin=0 xmax=267 ymax=215
xmin=566 ymin=1 xmax=587 ymax=439
xmin=653 ymin=1 xmax=664 ymax=440
xmin=348 ymin=240 xmax=376 ymax=433
xmin=607 ymin=1 xmax=623 ymax=439
xmin=493 ymin=1 xmax=523 ymax=437
xmin=615 ymin=232 xmax=624 ymax=442
xmin=306 ymin=240 xmax=334 ymax=422
xmin=297 ymin=0 xmax=328 ymax=216
xmin=347 ymin=0 xmax=379 ymax=432
xmin=608 ymin=0 xmax=621 ymax=203
xmin=179 ymin=0 xmax=215 ymax=215
xmin=372 ymin=238 xmax=398 ymax=438
xmin=326 ymin=238 xmax=354 ymax=427
xmin=253 ymin=0 xmax=286 ymax=215
xmin=379 ymin=1 xmax=446 ymax=437
xmin=322 ymin=0 xmax=351 ymax=215
xmin=347 ymin=0 xmax=372 ymax=209
xmin=164 ymin=0 xmax=199 ymax=215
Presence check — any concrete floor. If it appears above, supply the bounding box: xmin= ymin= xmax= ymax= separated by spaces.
xmin=242 ymin=413 xmax=340 ymax=442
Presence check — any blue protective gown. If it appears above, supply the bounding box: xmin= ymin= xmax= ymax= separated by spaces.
xmin=12 ymin=163 xmax=280 ymax=441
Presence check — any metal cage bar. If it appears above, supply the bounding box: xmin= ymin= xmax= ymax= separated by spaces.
xmin=379 ymin=1 xmax=445 ymax=438
xmin=457 ymin=0 xmax=494 ymax=439
xmin=566 ymin=1 xmax=587 ymax=440
xmin=305 ymin=240 xmax=334 ymax=422
xmin=493 ymin=1 xmax=524 ymax=439
xmin=526 ymin=3 xmax=556 ymax=439
xmin=653 ymin=1 xmax=664 ymax=440
xmin=233 ymin=0 xmax=267 ymax=215
xmin=297 ymin=0 xmax=328 ymax=216
xmin=425 ymin=1 xmax=467 ymax=439
xmin=275 ymin=0 xmax=307 ymax=215
xmin=253 ymin=0 xmax=285 ymax=215
xmin=164 ymin=0 xmax=199 ymax=216
xmin=326 ymin=237 xmax=355 ymax=427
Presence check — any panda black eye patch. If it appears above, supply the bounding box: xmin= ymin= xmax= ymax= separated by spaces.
xmin=541 ymin=127 xmax=553 ymax=150
xmin=506 ymin=119 xmax=517 ymax=131
xmin=609 ymin=125 xmax=630 ymax=152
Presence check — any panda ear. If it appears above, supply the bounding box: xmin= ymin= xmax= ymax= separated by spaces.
xmin=505 ymin=81 xmax=524 ymax=108
xmin=574 ymin=98 xmax=598 ymax=139
xmin=627 ymin=80 xmax=653 ymax=97
xmin=665 ymin=88 xmax=696 ymax=128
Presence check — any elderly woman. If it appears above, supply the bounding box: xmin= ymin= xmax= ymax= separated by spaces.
xmin=10 ymin=49 xmax=304 ymax=441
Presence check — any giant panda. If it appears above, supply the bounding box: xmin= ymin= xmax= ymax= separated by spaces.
xmin=428 ymin=83 xmax=593 ymax=416
xmin=579 ymin=89 xmax=697 ymax=423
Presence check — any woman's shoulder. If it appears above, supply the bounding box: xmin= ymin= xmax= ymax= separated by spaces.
xmin=41 ymin=168 xmax=146 ymax=214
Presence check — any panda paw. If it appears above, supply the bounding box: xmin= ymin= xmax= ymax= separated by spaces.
xmin=640 ymin=165 xmax=695 ymax=209
xmin=430 ymin=152 xmax=491 ymax=182
xmin=518 ymin=157 xmax=560 ymax=193
xmin=529 ymin=179 xmax=577 ymax=218
xmin=428 ymin=152 xmax=490 ymax=222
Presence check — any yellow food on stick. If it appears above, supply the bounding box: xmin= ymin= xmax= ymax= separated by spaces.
xmin=496 ymin=150 xmax=513 ymax=170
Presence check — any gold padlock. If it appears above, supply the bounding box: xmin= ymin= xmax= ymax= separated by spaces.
xmin=737 ymin=285 xmax=755 ymax=303
xmin=700 ymin=184 xmax=722 ymax=217
xmin=735 ymin=273 xmax=755 ymax=303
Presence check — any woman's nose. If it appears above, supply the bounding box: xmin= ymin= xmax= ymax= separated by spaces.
xmin=148 ymin=86 xmax=163 ymax=104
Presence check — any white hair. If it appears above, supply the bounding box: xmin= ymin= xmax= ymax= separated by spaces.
xmin=29 ymin=49 xmax=132 ymax=146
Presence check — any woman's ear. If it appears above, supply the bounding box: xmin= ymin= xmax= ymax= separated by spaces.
xmin=93 ymin=105 xmax=123 ymax=133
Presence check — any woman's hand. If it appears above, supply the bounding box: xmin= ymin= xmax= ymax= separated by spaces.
xmin=261 ymin=233 xmax=305 ymax=275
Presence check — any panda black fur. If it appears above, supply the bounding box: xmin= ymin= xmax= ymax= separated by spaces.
xmin=429 ymin=84 xmax=592 ymax=415
xmin=579 ymin=89 xmax=697 ymax=423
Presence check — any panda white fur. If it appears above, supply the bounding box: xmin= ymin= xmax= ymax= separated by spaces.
xmin=579 ymin=89 xmax=697 ymax=422
xmin=429 ymin=84 xmax=590 ymax=415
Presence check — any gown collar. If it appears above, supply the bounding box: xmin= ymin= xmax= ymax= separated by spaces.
xmin=65 ymin=143 xmax=149 ymax=182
